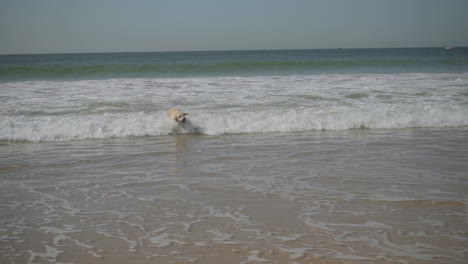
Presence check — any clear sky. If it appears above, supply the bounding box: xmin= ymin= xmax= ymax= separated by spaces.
xmin=1 ymin=0 xmax=467 ymax=54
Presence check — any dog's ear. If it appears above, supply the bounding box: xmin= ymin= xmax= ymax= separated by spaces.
xmin=183 ymin=113 xmax=188 ymax=116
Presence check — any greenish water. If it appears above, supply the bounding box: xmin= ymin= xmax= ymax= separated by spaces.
xmin=1 ymin=48 xmax=468 ymax=80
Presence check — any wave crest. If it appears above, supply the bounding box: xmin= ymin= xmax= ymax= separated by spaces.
xmin=2 ymin=106 xmax=467 ymax=142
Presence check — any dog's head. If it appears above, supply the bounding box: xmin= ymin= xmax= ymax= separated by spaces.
xmin=168 ymin=108 xmax=189 ymax=123
xmin=175 ymin=112 xmax=188 ymax=123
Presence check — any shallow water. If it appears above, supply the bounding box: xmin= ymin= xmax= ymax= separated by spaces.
xmin=1 ymin=128 xmax=467 ymax=263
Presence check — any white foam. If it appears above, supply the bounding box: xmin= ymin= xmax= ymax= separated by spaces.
xmin=27 ymin=246 xmax=63 ymax=264
xmin=149 ymin=229 xmax=186 ymax=248
xmin=2 ymin=73 xmax=468 ymax=141
xmin=276 ymin=246 xmax=311 ymax=260
xmin=242 ymin=250 xmax=269 ymax=263
xmin=149 ymin=233 xmax=175 ymax=247
xmin=207 ymin=229 xmax=239 ymax=244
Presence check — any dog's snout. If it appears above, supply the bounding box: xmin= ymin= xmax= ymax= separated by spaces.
xmin=178 ymin=116 xmax=186 ymax=122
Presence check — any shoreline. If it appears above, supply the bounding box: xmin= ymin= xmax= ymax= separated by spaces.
xmin=1 ymin=127 xmax=467 ymax=263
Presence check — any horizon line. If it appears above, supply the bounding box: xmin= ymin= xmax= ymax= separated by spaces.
xmin=1 ymin=46 xmax=465 ymax=56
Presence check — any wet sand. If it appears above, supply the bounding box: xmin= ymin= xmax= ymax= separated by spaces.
xmin=1 ymin=128 xmax=467 ymax=263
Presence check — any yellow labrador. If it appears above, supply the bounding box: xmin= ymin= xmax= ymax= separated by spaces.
xmin=167 ymin=108 xmax=188 ymax=123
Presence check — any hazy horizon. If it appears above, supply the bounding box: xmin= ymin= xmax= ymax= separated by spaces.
xmin=1 ymin=0 xmax=468 ymax=55
xmin=3 ymin=46 xmax=468 ymax=56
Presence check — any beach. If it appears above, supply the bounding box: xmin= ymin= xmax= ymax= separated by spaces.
xmin=1 ymin=129 xmax=468 ymax=263
xmin=1 ymin=48 xmax=468 ymax=263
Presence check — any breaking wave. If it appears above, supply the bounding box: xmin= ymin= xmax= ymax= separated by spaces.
xmin=1 ymin=72 xmax=467 ymax=142
xmin=1 ymin=106 xmax=467 ymax=142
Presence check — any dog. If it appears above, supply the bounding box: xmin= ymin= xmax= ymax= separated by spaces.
xmin=167 ymin=108 xmax=188 ymax=123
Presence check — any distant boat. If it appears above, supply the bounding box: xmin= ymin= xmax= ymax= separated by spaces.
xmin=445 ymin=47 xmax=453 ymax=50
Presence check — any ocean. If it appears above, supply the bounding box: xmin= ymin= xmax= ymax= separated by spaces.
xmin=1 ymin=48 xmax=468 ymax=263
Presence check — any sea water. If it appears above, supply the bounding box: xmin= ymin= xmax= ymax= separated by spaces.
xmin=1 ymin=48 xmax=468 ymax=263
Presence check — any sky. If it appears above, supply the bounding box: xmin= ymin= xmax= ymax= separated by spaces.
xmin=1 ymin=0 xmax=467 ymax=54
